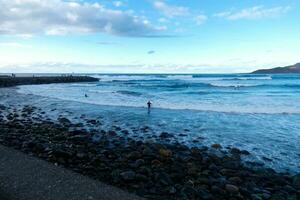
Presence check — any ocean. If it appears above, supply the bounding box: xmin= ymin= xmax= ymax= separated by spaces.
xmin=17 ymin=73 xmax=300 ymax=173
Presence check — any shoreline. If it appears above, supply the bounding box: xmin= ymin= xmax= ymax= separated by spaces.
xmin=0 ymin=102 xmax=299 ymax=199
xmin=0 ymin=75 xmax=99 ymax=87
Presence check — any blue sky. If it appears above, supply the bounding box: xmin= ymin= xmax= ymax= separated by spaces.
xmin=0 ymin=0 xmax=299 ymax=73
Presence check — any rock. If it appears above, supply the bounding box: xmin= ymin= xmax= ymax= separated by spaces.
xmin=0 ymin=104 xmax=6 ymax=110
xmin=58 ymin=117 xmax=71 ymax=124
xmin=159 ymin=132 xmax=173 ymax=139
xmin=230 ymin=148 xmax=241 ymax=154
xmin=292 ymin=173 xmax=300 ymax=189
xmin=76 ymin=152 xmax=87 ymax=159
xmin=52 ymin=149 xmax=72 ymax=159
xmin=241 ymin=150 xmax=250 ymax=155
xmin=134 ymin=159 xmax=145 ymax=168
xmin=68 ymin=135 xmax=88 ymax=143
xmin=156 ymin=172 xmax=173 ymax=186
xmin=211 ymin=143 xmax=222 ymax=149
xmin=251 ymin=194 xmax=262 ymax=200
xmin=262 ymin=157 xmax=273 ymax=162
xmin=211 ymin=185 xmax=225 ymax=195
xmin=120 ymin=171 xmax=136 ymax=181
xmin=151 ymin=159 xmax=162 ymax=166
xmin=121 ymin=130 xmax=129 ymax=135
xmin=159 ymin=148 xmax=172 ymax=157
xmin=108 ymin=130 xmax=117 ymax=137
xmin=225 ymin=184 xmax=239 ymax=194
xmin=181 ymin=186 xmax=199 ymax=199
xmin=228 ymin=177 xmax=242 ymax=184
xmin=87 ymin=119 xmax=98 ymax=125
xmin=179 ymin=133 xmax=187 ymax=137
xmin=127 ymin=151 xmax=142 ymax=159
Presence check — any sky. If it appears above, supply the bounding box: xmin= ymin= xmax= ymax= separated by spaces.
xmin=0 ymin=0 xmax=300 ymax=73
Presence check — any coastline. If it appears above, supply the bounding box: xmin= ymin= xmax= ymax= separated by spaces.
xmin=0 ymin=87 xmax=299 ymax=199
xmin=0 ymin=75 xmax=99 ymax=87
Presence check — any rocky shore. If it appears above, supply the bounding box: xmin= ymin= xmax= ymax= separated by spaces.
xmin=0 ymin=76 xmax=99 ymax=87
xmin=0 ymin=104 xmax=299 ymax=200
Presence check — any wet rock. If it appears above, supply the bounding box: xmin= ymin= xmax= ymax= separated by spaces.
xmin=156 ymin=172 xmax=173 ymax=186
xmin=292 ymin=173 xmax=300 ymax=189
xmin=241 ymin=150 xmax=250 ymax=155
xmin=133 ymin=159 xmax=145 ymax=168
xmin=230 ymin=148 xmax=241 ymax=154
xmin=211 ymin=143 xmax=222 ymax=149
xmin=68 ymin=135 xmax=88 ymax=143
xmin=225 ymin=184 xmax=239 ymax=194
xmin=120 ymin=171 xmax=136 ymax=181
xmin=108 ymin=130 xmax=117 ymax=137
xmin=159 ymin=148 xmax=172 ymax=157
xmin=87 ymin=119 xmax=98 ymax=125
xmin=159 ymin=132 xmax=173 ymax=139
xmin=228 ymin=177 xmax=242 ymax=184
xmin=0 ymin=104 xmax=6 ymax=110
xmin=179 ymin=133 xmax=187 ymax=137
xmin=263 ymin=157 xmax=273 ymax=162
xmin=58 ymin=117 xmax=71 ymax=125
xmin=127 ymin=151 xmax=142 ymax=159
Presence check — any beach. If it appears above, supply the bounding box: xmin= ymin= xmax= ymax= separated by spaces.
xmin=0 ymin=76 xmax=299 ymax=199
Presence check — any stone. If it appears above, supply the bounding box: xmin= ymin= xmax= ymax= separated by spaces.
xmin=127 ymin=151 xmax=142 ymax=159
xmin=292 ymin=173 xmax=300 ymax=189
xmin=211 ymin=144 xmax=222 ymax=149
xmin=225 ymin=184 xmax=239 ymax=194
xmin=159 ymin=148 xmax=172 ymax=157
xmin=228 ymin=177 xmax=242 ymax=184
xmin=159 ymin=132 xmax=173 ymax=138
xmin=58 ymin=117 xmax=71 ymax=124
xmin=120 ymin=171 xmax=136 ymax=181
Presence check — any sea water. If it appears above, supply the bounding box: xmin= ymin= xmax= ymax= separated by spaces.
xmin=18 ymin=74 xmax=300 ymax=173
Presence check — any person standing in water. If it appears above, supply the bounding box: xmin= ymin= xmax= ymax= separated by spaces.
xmin=147 ymin=101 xmax=152 ymax=113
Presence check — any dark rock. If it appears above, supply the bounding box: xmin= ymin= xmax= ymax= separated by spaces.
xmin=230 ymin=148 xmax=241 ymax=154
xmin=68 ymin=135 xmax=88 ymax=143
xmin=156 ymin=172 xmax=173 ymax=186
xmin=225 ymin=184 xmax=239 ymax=194
xmin=159 ymin=132 xmax=173 ymax=139
xmin=228 ymin=177 xmax=242 ymax=184
xmin=241 ymin=150 xmax=250 ymax=155
xmin=58 ymin=117 xmax=71 ymax=124
xmin=120 ymin=171 xmax=136 ymax=181
xmin=211 ymin=143 xmax=222 ymax=149
xmin=159 ymin=148 xmax=172 ymax=157
xmin=127 ymin=151 xmax=142 ymax=159
xmin=292 ymin=173 xmax=300 ymax=189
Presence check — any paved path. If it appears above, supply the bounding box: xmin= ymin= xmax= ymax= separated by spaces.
xmin=0 ymin=145 xmax=143 ymax=200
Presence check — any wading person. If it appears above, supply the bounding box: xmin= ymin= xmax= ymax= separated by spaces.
xmin=147 ymin=101 xmax=152 ymax=114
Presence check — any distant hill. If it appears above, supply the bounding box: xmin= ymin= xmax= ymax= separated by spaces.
xmin=252 ymin=63 xmax=300 ymax=74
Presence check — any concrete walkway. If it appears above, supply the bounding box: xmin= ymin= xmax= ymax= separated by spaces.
xmin=0 ymin=145 xmax=143 ymax=200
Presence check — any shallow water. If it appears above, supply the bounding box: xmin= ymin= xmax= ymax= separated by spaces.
xmin=11 ymin=73 xmax=300 ymax=173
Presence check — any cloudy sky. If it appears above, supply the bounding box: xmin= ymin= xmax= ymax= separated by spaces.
xmin=0 ymin=0 xmax=299 ymax=73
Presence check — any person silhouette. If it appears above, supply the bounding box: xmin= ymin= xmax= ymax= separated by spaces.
xmin=147 ymin=101 xmax=152 ymax=113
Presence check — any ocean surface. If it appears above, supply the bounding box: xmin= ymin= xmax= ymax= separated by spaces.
xmin=17 ymin=74 xmax=300 ymax=173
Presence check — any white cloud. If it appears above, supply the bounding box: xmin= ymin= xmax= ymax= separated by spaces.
xmin=215 ymin=6 xmax=291 ymax=20
xmin=195 ymin=15 xmax=207 ymax=25
xmin=113 ymin=1 xmax=123 ymax=7
xmin=0 ymin=0 xmax=162 ymax=37
xmin=153 ymin=0 xmax=189 ymax=17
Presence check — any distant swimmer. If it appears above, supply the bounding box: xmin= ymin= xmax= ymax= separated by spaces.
xmin=85 ymin=94 xmax=88 ymax=98
xmin=147 ymin=101 xmax=152 ymax=113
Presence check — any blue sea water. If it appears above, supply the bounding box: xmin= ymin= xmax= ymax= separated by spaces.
xmin=18 ymin=74 xmax=300 ymax=173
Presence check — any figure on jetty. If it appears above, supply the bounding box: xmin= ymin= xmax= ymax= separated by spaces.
xmin=147 ymin=101 xmax=152 ymax=113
